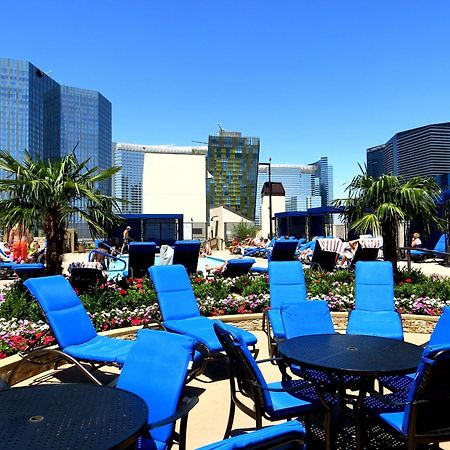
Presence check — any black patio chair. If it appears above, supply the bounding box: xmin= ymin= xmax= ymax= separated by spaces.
xmin=213 ymin=321 xmax=332 ymax=447
xmin=357 ymin=343 xmax=450 ymax=449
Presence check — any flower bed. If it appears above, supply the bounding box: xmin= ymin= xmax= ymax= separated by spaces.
xmin=0 ymin=267 xmax=448 ymax=358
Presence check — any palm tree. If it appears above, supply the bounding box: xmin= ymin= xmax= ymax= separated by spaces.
xmin=0 ymin=150 xmax=123 ymax=275
xmin=333 ymin=170 xmax=445 ymax=271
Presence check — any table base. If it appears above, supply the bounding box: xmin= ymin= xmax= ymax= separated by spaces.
xmin=307 ymin=420 xmax=407 ymax=450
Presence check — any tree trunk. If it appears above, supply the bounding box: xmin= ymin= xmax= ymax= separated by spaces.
xmin=44 ymin=211 xmax=65 ymax=275
xmin=382 ymin=221 xmax=398 ymax=274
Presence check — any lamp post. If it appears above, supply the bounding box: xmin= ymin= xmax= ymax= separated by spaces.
xmin=258 ymin=158 xmax=273 ymax=238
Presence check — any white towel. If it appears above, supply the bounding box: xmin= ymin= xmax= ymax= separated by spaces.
xmin=159 ymin=245 xmax=174 ymax=265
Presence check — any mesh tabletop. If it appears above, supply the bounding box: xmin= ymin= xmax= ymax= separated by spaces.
xmin=0 ymin=383 xmax=148 ymax=450
xmin=279 ymin=334 xmax=423 ymax=377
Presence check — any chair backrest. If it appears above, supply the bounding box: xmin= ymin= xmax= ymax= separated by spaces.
xmin=214 ymin=321 xmax=273 ymax=412
xmin=117 ymin=330 xmax=197 ymax=445
xmin=149 ymin=264 xmax=200 ymax=321
xmin=221 ymin=258 xmax=255 ymax=278
xmin=281 ymin=301 xmax=335 ymax=339
xmin=128 ymin=242 xmax=157 ymax=278
xmin=269 ymin=261 xmax=307 ymax=310
xmin=269 ymin=240 xmax=299 ymax=262
xmin=429 ymin=306 xmax=450 ymax=346
xmin=310 ymin=240 xmax=339 ymax=272
xmin=24 ymin=275 xmax=97 ymax=350
xmin=433 ymin=234 xmax=447 ymax=253
xmin=402 ymin=344 xmax=450 ymax=436
xmin=173 ymin=240 xmax=201 ymax=274
xmin=349 ymin=246 xmax=380 ymax=268
xmin=354 ymin=261 xmax=394 ymax=311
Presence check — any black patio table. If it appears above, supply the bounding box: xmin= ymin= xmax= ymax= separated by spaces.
xmin=279 ymin=334 xmax=423 ymax=449
xmin=0 ymin=383 xmax=149 ymax=450
xmin=279 ymin=333 xmax=423 ymax=377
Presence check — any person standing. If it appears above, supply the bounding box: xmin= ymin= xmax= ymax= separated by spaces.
xmin=121 ymin=226 xmax=132 ymax=254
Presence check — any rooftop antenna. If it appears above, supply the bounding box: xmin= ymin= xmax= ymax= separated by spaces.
xmin=218 ymin=123 xmax=224 ymax=134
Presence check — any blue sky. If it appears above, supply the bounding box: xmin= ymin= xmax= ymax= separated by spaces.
xmin=3 ymin=0 xmax=450 ymax=198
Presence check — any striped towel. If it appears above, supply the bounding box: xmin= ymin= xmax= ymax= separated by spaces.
xmin=317 ymin=238 xmax=343 ymax=253
xmin=359 ymin=237 xmax=383 ymax=249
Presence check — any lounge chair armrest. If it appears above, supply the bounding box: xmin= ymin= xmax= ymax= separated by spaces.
xmin=142 ymin=319 xmax=166 ymax=331
xmin=256 ymin=356 xmax=284 ymax=365
xmin=148 ymin=395 xmax=199 ymax=429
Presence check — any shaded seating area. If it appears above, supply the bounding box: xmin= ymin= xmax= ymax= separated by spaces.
xmin=173 ymin=239 xmax=201 ymax=274
xmin=126 ymin=241 xmax=157 ymax=278
xmin=9 ymin=275 xmax=138 ymax=385
xmin=310 ymin=238 xmax=343 ymax=271
xmin=149 ymin=264 xmax=258 ymax=360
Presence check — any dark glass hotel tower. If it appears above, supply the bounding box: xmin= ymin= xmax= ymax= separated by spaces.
xmin=207 ymin=130 xmax=260 ymax=221
xmin=0 ymin=58 xmax=112 ymax=236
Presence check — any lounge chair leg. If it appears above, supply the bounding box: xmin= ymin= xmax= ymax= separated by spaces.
xmin=223 ymin=398 xmax=235 ymax=439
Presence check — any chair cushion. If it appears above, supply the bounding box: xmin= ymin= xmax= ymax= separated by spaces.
xmin=64 ymin=334 xmax=135 ymax=364
xmin=118 ymin=329 xmax=197 ymax=446
xmin=136 ymin=435 xmax=165 ymax=450
xmin=266 ymin=380 xmax=324 ymax=417
xmin=267 ymin=310 xmax=285 ymax=339
xmin=281 ymin=301 xmax=335 ymax=338
xmin=24 ymin=275 xmax=98 ymax=349
xmin=149 ymin=265 xmax=200 ymax=321
xmin=164 ymin=317 xmax=257 ymax=353
xmin=363 ymin=391 xmax=408 ymax=436
xmin=347 ymin=310 xmax=403 ymax=340
xmin=196 ymin=421 xmax=306 ymax=449
xmin=355 ymin=261 xmax=395 ymax=311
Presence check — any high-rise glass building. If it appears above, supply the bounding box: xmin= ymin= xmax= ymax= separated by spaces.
xmin=255 ymin=158 xmax=333 ymax=226
xmin=207 ymin=130 xmax=260 ymax=220
xmin=0 ymin=58 xmax=112 ymax=236
xmin=367 ymin=122 xmax=450 ymax=190
xmin=112 ymin=143 xmax=207 ymax=214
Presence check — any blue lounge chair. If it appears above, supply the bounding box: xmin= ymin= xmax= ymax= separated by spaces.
xmin=264 ymin=261 xmax=308 ymax=357
xmin=267 ymin=240 xmax=299 ymax=262
xmin=220 ymin=258 xmax=255 ymax=277
xmin=404 ymin=233 xmax=448 ymax=262
xmin=125 ymin=241 xmax=157 ymax=278
xmin=149 ymin=264 xmax=258 ymax=357
xmin=357 ymin=343 xmax=450 ymax=449
xmin=173 ymin=239 xmax=201 ymax=274
xmin=10 ymin=275 xmax=136 ymax=385
xmin=12 ymin=263 xmax=46 ymax=280
xmin=347 ymin=261 xmax=403 ymax=340
xmin=117 ymin=330 xmax=199 ymax=450
xmin=213 ymin=321 xmax=331 ymax=441
xmin=196 ymin=421 xmax=306 ymax=449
